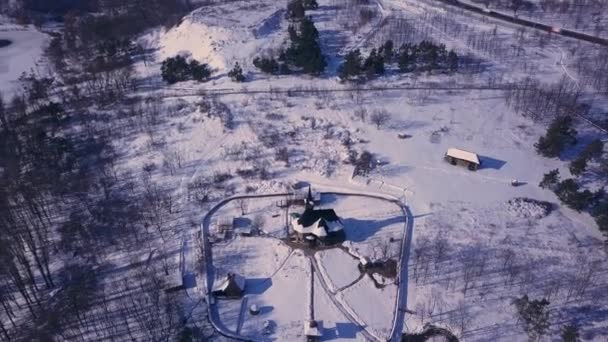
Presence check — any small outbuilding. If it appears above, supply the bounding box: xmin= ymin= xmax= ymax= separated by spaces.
xmin=304 ymin=320 xmax=323 ymax=342
xmin=444 ymin=148 xmax=481 ymax=171
xmin=212 ymin=272 xmax=245 ymax=298
xmin=215 ymin=216 xmax=234 ymax=235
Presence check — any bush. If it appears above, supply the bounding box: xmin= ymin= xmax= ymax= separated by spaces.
xmin=228 ymin=62 xmax=245 ymax=82
xmin=161 ymin=56 xmax=211 ymax=84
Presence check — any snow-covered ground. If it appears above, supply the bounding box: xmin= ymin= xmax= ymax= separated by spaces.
xmin=0 ymin=21 xmax=48 ymax=99
xmin=315 ymin=248 xmax=361 ymax=292
xmin=216 ymin=249 xmax=310 ymax=341
xmin=2 ymin=0 xmax=601 ymax=340
xmin=340 ymin=274 xmax=398 ymax=340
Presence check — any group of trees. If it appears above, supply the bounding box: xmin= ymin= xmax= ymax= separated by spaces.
xmin=339 ymin=39 xmax=458 ymax=81
xmin=38 ymin=0 xmax=190 ymax=104
xmin=512 ymin=295 xmax=551 ymax=341
xmin=535 ymin=114 xmax=607 ymax=235
xmin=534 ymin=116 xmax=577 ymax=158
xmin=254 ymin=2 xmax=325 ymax=76
xmin=339 ymin=40 xmax=393 ymax=80
xmin=540 ymin=168 xmax=607 ymax=233
xmin=505 ymin=77 xmax=585 ymax=123
xmin=161 ymin=56 xmax=211 ymax=84
xmin=398 ymin=41 xmax=459 ymax=74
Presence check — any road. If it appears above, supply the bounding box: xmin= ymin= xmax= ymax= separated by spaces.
xmin=426 ymin=0 xmax=608 ymax=46
xmin=199 ymin=190 xmax=414 ymax=341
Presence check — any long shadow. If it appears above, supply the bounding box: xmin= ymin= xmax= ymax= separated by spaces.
xmin=479 ymin=155 xmax=507 ymax=170
xmin=245 ymin=278 xmax=272 ymax=295
xmin=322 ymin=322 xmax=363 ymax=340
xmin=342 ymin=215 xmax=406 ymax=242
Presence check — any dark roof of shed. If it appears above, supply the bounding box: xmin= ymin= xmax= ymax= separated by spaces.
xmin=297 ymin=209 xmax=340 ymax=227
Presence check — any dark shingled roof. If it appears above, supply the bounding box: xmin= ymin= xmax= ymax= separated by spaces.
xmin=297 ymin=209 xmax=341 ymax=227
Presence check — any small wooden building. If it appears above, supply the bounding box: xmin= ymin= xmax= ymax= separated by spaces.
xmin=444 ymin=148 xmax=481 ymax=171
xmin=212 ymin=272 xmax=245 ymax=298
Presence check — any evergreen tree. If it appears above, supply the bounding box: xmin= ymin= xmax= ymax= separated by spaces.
xmin=338 ymin=49 xmax=363 ymax=80
xmin=539 ymin=168 xmax=560 ymax=189
xmin=284 ymin=16 xmax=326 ymax=75
xmin=382 ymin=39 xmax=394 ymax=62
xmin=161 ymin=56 xmax=188 ymax=84
xmin=593 ymin=199 xmax=608 ymax=236
xmin=561 ymin=324 xmax=580 ymax=342
xmin=188 ymin=60 xmax=211 ymax=82
xmin=512 ymin=295 xmax=551 ymax=341
xmin=569 ymin=156 xmax=588 ymax=176
xmin=286 ymin=0 xmax=305 ymax=20
xmin=535 ymin=116 xmax=577 ymax=158
xmin=448 ymin=50 xmax=459 ymax=72
xmin=228 ymin=62 xmax=245 ymax=82
xmin=303 ymin=0 xmax=319 ymax=9
xmin=398 ymin=43 xmax=416 ymax=73
xmin=555 ymin=179 xmax=594 ymax=212
xmin=253 ymin=57 xmax=279 ymax=74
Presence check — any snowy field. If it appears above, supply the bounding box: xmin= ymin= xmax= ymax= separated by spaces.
xmin=2 ymin=0 xmax=607 ymax=340
xmin=216 ymin=249 xmax=310 ymax=341
xmin=315 ymin=248 xmax=361 ymax=292
xmin=0 ymin=22 xmax=48 ymax=99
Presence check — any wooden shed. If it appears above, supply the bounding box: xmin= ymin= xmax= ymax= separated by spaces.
xmin=444 ymin=148 xmax=481 ymax=171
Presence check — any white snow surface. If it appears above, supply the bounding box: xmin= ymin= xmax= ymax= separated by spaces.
xmin=0 ymin=23 xmax=48 ymax=98
xmin=315 ymin=248 xmax=361 ymax=292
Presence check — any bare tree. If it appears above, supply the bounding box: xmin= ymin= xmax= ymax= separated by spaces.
xmin=370 ymin=109 xmax=391 ymax=129
xmin=236 ymin=198 xmax=249 ymax=216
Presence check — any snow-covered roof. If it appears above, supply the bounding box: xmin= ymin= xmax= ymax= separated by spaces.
xmin=446 ymin=148 xmax=480 ymax=165
xmin=212 ymin=272 xmax=245 ymax=292
xmin=304 ymin=320 xmax=323 ymax=337
xmin=291 ymin=209 xmax=343 ymax=238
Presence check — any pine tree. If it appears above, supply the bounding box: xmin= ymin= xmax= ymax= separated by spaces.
xmin=448 ymin=50 xmax=459 ymax=72
xmin=286 ymin=0 xmax=306 ymax=20
xmin=382 ymin=40 xmax=394 ymax=62
xmin=302 ymin=0 xmax=319 ymax=9
xmin=535 ymin=116 xmax=577 ymax=158
xmin=188 ymin=60 xmax=211 ymax=82
xmin=228 ymin=62 xmax=245 ymax=82
xmin=512 ymin=295 xmax=551 ymax=341
xmin=398 ymin=44 xmax=416 ymax=73
xmin=561 ymin=324 xmax=580 ymax=342
xmin=539 ymin=169 xmax=560 ymax=189
xmin=338 ymin=49 xmax=363 ymax=80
